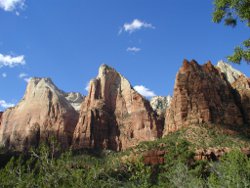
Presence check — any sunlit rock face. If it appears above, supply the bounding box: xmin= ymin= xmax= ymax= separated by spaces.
xmin=0 ymin=78 xmax=79 ymax=151
xmin=216 ymin=61 xmax=245 ymax=83
xmin=164 ymin=60 xmax=244 ymax=135
xmin=232 ymin=75 xmax=250 ymax=125
xmin=150 ymin=96 xmax=172 ymax=117
xmin=63 ymin=92 xmax=85 ymax=111
xmin=73 ymin=64 xmax=162 ymax=151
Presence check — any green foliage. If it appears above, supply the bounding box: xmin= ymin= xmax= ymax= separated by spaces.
xmin=213 ymin=0 xmax=250 ymax=63
xmin=208 ymin=150 xmax=250 ymax=187
xmin=1 ymin=128 xmax=250 ymax=187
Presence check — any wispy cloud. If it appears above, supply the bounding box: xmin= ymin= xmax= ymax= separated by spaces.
xmin=0 ymin=53 xmax=25 ymax=68
xmin=2 ymin=73 xmax=7 ymax=78
xmin=134 ymin=85 xmax=156 ymax=98
xmin=18 ymin=72 xmax=30 ymax=83
xmin=120 ymin=19 xmax=155 ymax=34
xmin=0 ymin=0 xmax=25 ymax=12
xmin=0 ymin=100 xmax=14 ymax=109
xmin=19 ymin=72 xmax=27 ymax=78
xmin=127 ymin=47 xmax=141 ymax=53
xmin=85 ymin=81 xmax=90 ymax=92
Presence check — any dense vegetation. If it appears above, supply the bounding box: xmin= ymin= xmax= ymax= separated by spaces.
xmin=213 ymin=0 xmax=250 ymax=63
xmin=1 ymin=125 xmax=250 ymax=188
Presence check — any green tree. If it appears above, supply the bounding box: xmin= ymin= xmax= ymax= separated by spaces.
xmin=213 ymin=0 xmax=250 ymax=64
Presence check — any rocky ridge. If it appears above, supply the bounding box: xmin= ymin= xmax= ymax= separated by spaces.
xmin=150 ymin=96 xmax=172 ymax=117
xmin=216 ymin=60 xmax=245 ymax=83
xmin=0 ymin=60 xmax=249 ymax=151
xmin=73 ymin=64 xmax=161 ymax=151
xmin=164 ymin=59 xmax=244 ymax=135
xmin=0 ymin=78 xmax=79 ymax=150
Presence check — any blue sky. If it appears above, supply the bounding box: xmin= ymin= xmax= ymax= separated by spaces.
xmin=0 ymin=0 xmax=249 ymax=110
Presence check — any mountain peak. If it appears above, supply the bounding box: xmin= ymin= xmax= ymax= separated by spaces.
xmin=216 ymin=61 xmax=245 ymax=83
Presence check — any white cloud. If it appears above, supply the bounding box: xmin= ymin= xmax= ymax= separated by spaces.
xmin=0 ymin=0 xmax=25 ymax=12
xmin=24 ymin=77 xmax=31 ymax=83
xmin=134 ymin=85 xmax=156 ymax=98
xmin=18 ymin=72 xmax=30 ymax=82
xmin=0 ymin=100 xmax=14 ymax=109
xmin=0 ymin=53 xmax=25 ymax=68
xmin=85 ymin=81 xmax=90 ymax=92
xmin=19 ymin=72 xmax=27 ymax=78
xmin=127 ymin=47 xmax=141 ymax=53
xmin=120 ymin=19 xmax=155 ymax=34
xmin=2 ymin=73 xmax=7 ymax=78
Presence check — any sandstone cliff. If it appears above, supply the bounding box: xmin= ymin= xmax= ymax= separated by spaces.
xmin=232 ymin=75 xmax=250 ymax=124
xmin=150 ymin=96 xmax=172 ymax=117
xmin=216 ymin=61 xmax=245 ymax=83
xmin=63 ymin=92 xmax=84 ymax=111
xmin=73 ymin=64 xmax=161 ymax=151
xmin=0 ymin=78 xmax=79 ymax=151
xmin=164 ymin=60 xmax=244 ymax=135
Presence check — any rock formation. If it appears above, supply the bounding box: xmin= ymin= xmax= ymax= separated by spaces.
xmin=164 ymin=60 xmax=244 ymax=135
xmin=150 ymin=96 xmax=172 ymax=117
xmin=73 ymin=64 xmax=161 ymax=151
xmin=63 ymin=92 xmax=84 ymax=111
xmin=232 ymin=75 xmax=250 ymax=124
xmin=216 ymin=60 xmax=245 ymax=83
xmin=0 ymin=78 xmax=79 ymax=151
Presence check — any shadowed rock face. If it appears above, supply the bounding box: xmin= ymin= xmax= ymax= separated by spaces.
xmin=0 ymin=78 xmax=79 ymax=151
xmin=164 ymin=60 xmax=244 ymax=135
xmin=232 ymin=75 xmax=250 ymax=125
xmin=216 ymin=61 xmax=245 ymax=83
xmin=73 ymin=64 xmax=161 ymax=151
xmin=150 ymin=96 xmax=172 ymax=117
xmin=63 ymin=92 xmax=85 ymax=111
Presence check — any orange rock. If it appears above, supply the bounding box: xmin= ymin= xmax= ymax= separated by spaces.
xmin=73 ymin=65 xmax=162 ymax=151
xmin=0 ymin=78 xmax=79 ymax=151
xmin=164 ymin=60 xmax=244 ymax=134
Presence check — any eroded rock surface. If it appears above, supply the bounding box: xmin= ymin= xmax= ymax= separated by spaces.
xmin=232 ymin=75 xmax=250 ymax=124
xmin=150 ymin=96 xmax=172 ymax=117
xmin=63 ymin=92 xmax=84 ymax=111
xmin=164 ymin=60 xmax=244 ymax=135
xmin=73 ymin=64 xmax=161 ymax=151
xmin=0 ymin=78 xmax=79 ymax=151
xmin=216 ymin=61 xmax=245 ymax=83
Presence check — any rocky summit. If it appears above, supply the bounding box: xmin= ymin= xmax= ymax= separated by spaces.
xmin=0 ymin=60 xmax=250 ymax=152
xmin=164 ymin=59 xmax=244 ymax=135
xmin=150 ymin=96 xmax=172 ymax=117
xmin=0 ymin=78 xmax=79 ymax=151
xmin=73 ymin=64 xmax=161 ymax=151
xmin=216 ymin=60 xmax=245 ymax=83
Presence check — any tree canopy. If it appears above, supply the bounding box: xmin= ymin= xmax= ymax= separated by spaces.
xmin=213 ymin=0 xmax=250 ymax=64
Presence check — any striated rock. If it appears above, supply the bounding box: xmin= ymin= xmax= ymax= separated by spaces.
xmin=194 ymin=147 xmax=231 ymax=161
xmin=143 ymin=150 xmax=166 ymax=165
xmin=0 ymin=78 xmax=79 ymax=151
xmin=63 ymin=92 xmax=84 ymax=111
xmin=73 ymin=64 xmax=161 ymax=151
xmin=150 ymin=96 xmax=172 ymax=117
xmin=232 ymin=75 xmax=250 ymax=124
xmin=164 ymin=60 xmax=244 ymax=135
xmin=216 ymin=61 xmax=245 ymax=83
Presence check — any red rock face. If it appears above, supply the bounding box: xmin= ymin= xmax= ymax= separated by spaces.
xmin=73 ymin=65 xmax=161 ymax=151
xmin=232 ymin=75 xmax=250 ymax=124
xmin=164 ymin=60 xmax=244 ymax=135
xmin=0 ymin=112 xmax=3 ymax=129
xmin=0 ymin=78 xmax=79 ymax=151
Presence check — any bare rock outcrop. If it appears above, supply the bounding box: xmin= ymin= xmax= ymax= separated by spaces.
xmin=73 ymin=64 xmax=161 ymax=151
xmin=63 ymin=92 xmax=84 ymax=111
xmin=150 ymin=96 xmax=172 ymax=117
xmin=164 ymin=60 xmax=244 ymax=135
xmin=216 ymin=61 xmax=245 ymax=83
xmin=232 ymin=75 xmax=250 ymax=124
xmin=0 ymin=78 xmax=79 ymax=151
